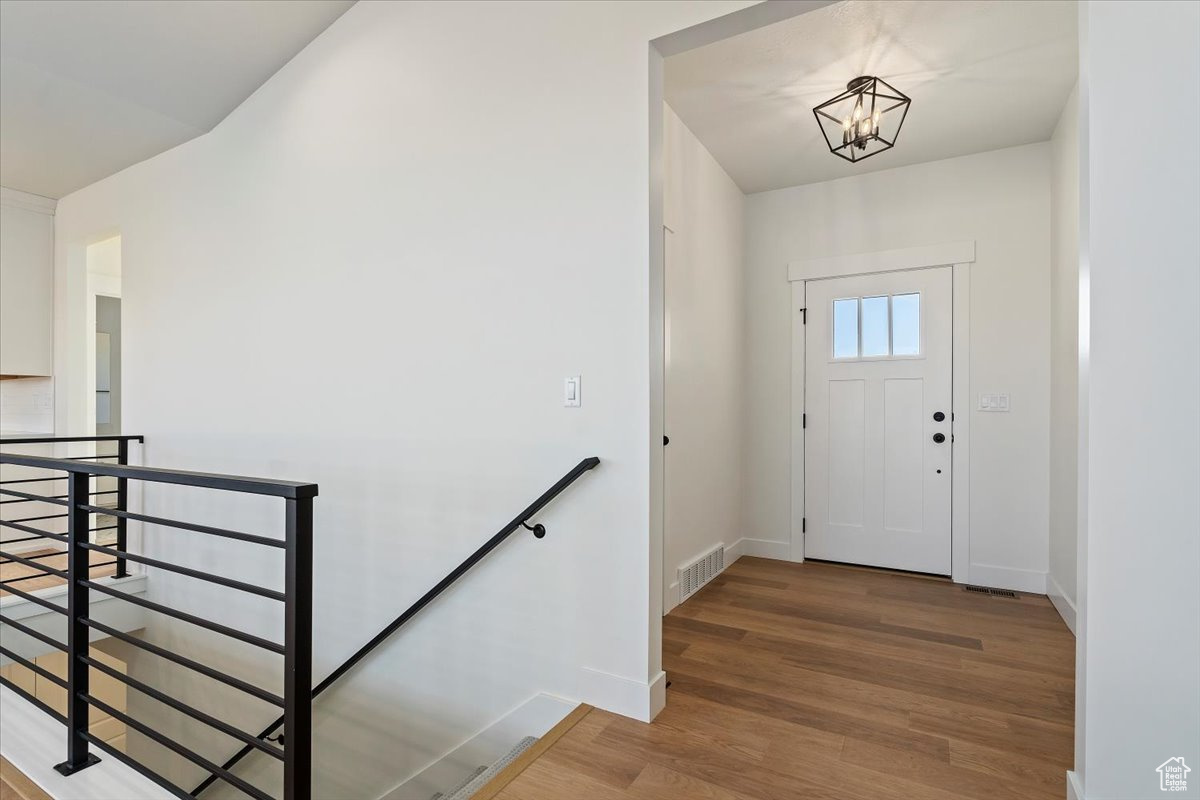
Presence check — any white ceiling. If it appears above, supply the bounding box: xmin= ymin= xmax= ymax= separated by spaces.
xmin=0 ymin=0 xmax=355 ymax=199
xmin=665 ymin=0 xmax=1078 ymax=194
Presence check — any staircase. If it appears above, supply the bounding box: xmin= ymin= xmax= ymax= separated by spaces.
xmin=429 ymin=736 xmax=536 ymax=800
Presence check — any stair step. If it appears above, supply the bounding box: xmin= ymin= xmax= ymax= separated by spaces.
xmin=430 ymin=765 xmax=486 ymax=800
xmin=441 ymin=737 xmax=538 ymax=800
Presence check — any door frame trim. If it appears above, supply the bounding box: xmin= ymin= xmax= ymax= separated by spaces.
xmin=788 ymin=242 xmax=976 ymax=584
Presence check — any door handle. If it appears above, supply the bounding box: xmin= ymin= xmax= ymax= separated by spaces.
xmin=932 ymin=432 xmax=946 ymax=444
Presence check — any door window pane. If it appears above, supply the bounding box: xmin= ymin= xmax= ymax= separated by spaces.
xmin=833 ymin=299 xmax=858 ymax=358
xmin=860 ymin=296 xmax=889 ymax=357
xmin=891 ymin=293 xmax=921 ymax=355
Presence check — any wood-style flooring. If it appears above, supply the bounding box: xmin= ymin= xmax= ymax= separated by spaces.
xmin=494 ymin=557 xmax=1075 ymax=800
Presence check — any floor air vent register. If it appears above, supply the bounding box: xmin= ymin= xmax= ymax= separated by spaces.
xmin=678 ymin=545 xmax=726 ymax=603
xmin=964 ymin=584 xmax=1019 ymax=599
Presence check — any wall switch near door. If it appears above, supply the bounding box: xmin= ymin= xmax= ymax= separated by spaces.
xmin=564 ymin=375 xmax=581 ymax=407
xmin=978 ymin=393 xmax=1010 ymax=412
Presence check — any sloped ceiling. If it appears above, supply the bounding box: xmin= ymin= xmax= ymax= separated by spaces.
xmin=0 ymin=0 xmax=355 ymax=199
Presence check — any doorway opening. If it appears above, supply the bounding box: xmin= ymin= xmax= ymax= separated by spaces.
xmin=85 ymin=235 xmax=121 ymax=437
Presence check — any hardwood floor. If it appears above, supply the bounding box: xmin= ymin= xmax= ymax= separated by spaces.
xmin=494 ymin=557 xmax=1075 ymax=800
xmin=0 ymin=757 xmax=52 ymax=800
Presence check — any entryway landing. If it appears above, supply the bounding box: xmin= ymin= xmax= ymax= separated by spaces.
xmin=490 ymin=557 xmax=1074 ymax=800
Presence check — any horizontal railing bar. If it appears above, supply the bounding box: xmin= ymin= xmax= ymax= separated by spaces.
xmin=0 ymin=613 xmax=67 ymax=651
xmin=6 ymin=513 xmax=66 ymax=524
xmin=0 ymin=488 xmax=69 ymax=507
xmin=0 ymin=435 xmax=144 ymax=445
xmin=0 ymin=536 xmax=44 ymax=545
xmin=82 ymin=581 xmax=286 ymax=654
xmin=0 ymin=548 xmax=65 ymax=564
xmin=90 ymin=525 xmax=117 ymax=533
xmin=1 ymin=572 xmax=67 ymax=586
xmin=79 ymin=733 xmax=191 ymax=800
xmin=82 ymin=618 xmax=285 ymax=707
xmin=82 ymin=694 xmax=274 ymax=800
xmin=0 ymin=453 xmax=318 ymax=499
xmin=0 ymin=490 xmax=117 ymax=503
xmin=0 ymin=674 xmax=67 ymax=724
xmin=0 ymin=520 xmax=69 ymax=542
xmin=0 ymin=549 xmax=67 ymax=578
xmin=0 ymin=476 xmax=67 ymax=485
xmin=0 ymin=582 xmax=67 ymax=613
xmin=75 ymin=503 xmax=286 ymax=549
xmin=81 ymin=655 xmax=285 ymax=762
xmin=62 ymin=456 xmax=119 ymax=461
xmin=0 ymin=645 xmax=68 ymax=688
xmin=80 ymin=541 xmax=285 ymax=601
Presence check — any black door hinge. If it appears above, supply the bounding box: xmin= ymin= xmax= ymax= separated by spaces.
xmin=800 ymin=307 xmax=807 ymax=324
xmin=802 ymin=517 xmax=806 ymax=533
xmin=802 ymin=413 xmax=807 ymax=429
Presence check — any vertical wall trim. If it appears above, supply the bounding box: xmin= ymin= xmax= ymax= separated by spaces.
xmin=790 ymin=281 xmax=807 ymax=562
xmin=951 ymin=263 xmax=971 ymax=584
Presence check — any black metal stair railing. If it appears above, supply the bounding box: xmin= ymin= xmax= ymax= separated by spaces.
xmin=0 ymin=436 xmax=143 ymax=581
xmin=191 ymin=455 xmax=601 ymax=798
xmin=0 ymin=438 xmax=317 ymax=800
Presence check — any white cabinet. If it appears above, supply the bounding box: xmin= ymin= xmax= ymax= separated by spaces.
xmin=0 ymin=189 xmax=55 ymax=377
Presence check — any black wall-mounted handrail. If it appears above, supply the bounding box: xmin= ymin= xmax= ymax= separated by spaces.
xmin=193 ymin=455 xmax=600 ymax=797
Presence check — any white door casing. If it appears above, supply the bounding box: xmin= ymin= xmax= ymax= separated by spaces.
xmin=803 ymin=266 xmax=953 ymax=575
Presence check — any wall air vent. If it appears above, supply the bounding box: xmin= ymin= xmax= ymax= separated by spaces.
xmin=964 ymin=584 xmax=1019 ymax=599
xmin=678 ymin=544 xmax=726 ymax=604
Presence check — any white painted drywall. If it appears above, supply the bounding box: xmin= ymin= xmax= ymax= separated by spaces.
xmin=1075 ymin=2 xmax=1200 ymax=798
xmin=0 ymin=187 xmax=55 ymax=377
xmin=662 ymin=104 xmax=745 ymax=612
xmin=744 ymin=143 xmax=1053 ymax=591
xmin=50 ymin=1 xmax=756 ymax=796
xmin=1048 ymin=85 xmax=1079 ymax=629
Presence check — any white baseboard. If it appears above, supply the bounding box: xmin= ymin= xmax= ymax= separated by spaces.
xmin=1046 ymin=572 xmax=1077 ymax=635
xmin=968 ymin=563 xmax=1047 ymax=594
xmin=378 ymin=692 xmax=577 ymax=800
xmin=664 ymin=581 xmax=681 ymax=614
xmin=1067 ymin=770 xmax=1084 ymax=800
xmin=580 ymin=666 xmax=666 ymax=723
xmin=732 ymin=536 xmax=790 ymax=561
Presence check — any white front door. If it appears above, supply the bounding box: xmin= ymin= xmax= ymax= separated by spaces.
xmin=804 ymin=267 xmax=953 ymax=574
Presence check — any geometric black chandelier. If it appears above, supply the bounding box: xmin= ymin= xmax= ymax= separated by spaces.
xmin=813 ymin=76 xmax=912 ymax=163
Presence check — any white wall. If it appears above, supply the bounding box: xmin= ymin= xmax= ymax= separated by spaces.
xmin=1075 ymin=2 xmax=1200 ymax=798
xmin=1048 ymin=85 xmax=1079 ymax=630
xmin=0 ymin=187 xmax=55 ymax=378
xmin=744 ymin=143 xmax=1052 ymax=591
xmin=662 ymin=105 xmax=745 ymax=611
xmin=50 ymin=1 xmax=756 ymax=797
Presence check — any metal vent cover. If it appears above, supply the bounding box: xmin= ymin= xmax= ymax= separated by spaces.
xmin=965 ymin=584 xmax=1019 ymax=599
xmin=679 ymin=545 xmax=726 ymax=603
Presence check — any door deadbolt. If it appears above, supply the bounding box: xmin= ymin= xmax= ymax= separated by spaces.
xmin=933 ymin=411 xmax=946 ymax=422
xmin=932 ymin=432 xmax=946 ymax=444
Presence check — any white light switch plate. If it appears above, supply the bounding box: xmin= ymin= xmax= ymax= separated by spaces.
xmin=564 ymin=376 xmax=581 ymax=407
xmin=978 ymin=393 xmax=1010 ymax=412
